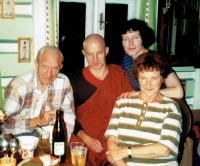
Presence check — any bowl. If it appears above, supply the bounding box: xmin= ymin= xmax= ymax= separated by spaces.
xmin=16 ymin=136 xmax=39 ymax=149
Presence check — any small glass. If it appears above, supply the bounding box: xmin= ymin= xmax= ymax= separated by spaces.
xmin=37 ymin=130 xmax=50 ymax=154
xmin=72 ymin=147 xmax=87 ymax=166
xmin=0 ymin=157 xmax=16 ymax=166
xmin=69 ymin=142 xmax=84 ymax=165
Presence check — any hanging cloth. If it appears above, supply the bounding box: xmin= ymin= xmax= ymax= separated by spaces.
xmin=138 ymin=0 xmax=158 ymax=51
xmin=45 ymin=0 xmax=59 ymax=46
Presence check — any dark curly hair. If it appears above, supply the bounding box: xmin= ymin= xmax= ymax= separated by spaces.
xmin=119 ymin=18 xmax=155 ymax=48
xmin=132 ymin=52 xmax=170 ymax=81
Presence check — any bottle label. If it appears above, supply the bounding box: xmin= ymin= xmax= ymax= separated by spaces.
xmin=54 ymin=142 xmax=65 ymax=155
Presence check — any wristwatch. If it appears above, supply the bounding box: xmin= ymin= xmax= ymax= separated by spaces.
xmin=127 ymin=147 xmax=132 ymax=158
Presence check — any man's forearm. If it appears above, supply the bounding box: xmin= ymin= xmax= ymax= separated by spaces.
xmin=77 ymin=130 xmax=88 ymax=143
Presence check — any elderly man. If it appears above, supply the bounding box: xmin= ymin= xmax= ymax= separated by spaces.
xmin=3 ymin=45 xmax=75 ymax=139
xmin=69 ymin=34 xmax=134 ymax=166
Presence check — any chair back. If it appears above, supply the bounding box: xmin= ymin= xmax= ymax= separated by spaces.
xmin=174 ymin=99 xmax=192 ymax=142
xmin=173 ymin=99 xmax=192 ymax=164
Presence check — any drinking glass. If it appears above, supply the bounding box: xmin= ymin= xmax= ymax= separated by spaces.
xmin=0 ymin=157 xmax=16 ymax=166
xmin=72 ymin=147 xmax=87 ymax=166
xmin=69 ymin=142 xmax=84 ymax=165
xmin=37 ymin=130 xmax=50 ymax=154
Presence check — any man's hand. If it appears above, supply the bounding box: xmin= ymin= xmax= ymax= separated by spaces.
xmin=40 ymin=110 xmax=56 ymax=125
xmin=117 ymin=91 xmax=137 ymax=100
xmin=0 ymin=111 xmax=7 ymax=121
xmin=29 ymin=110 xmax=56 ymax=129
xmin=77 ymin=130 xmax=104 ymax=153
xmin=85 ymin=136 xmax=104 ymax=153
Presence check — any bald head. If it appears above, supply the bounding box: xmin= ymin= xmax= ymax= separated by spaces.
xmin=83 ymin=34 xmax=106 ymax=49
xmin=82 ymin=34 xmax=109 ymax=71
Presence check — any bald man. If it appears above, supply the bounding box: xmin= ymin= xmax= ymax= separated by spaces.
xmin=68 ymin=34 xmax=134 ymax=166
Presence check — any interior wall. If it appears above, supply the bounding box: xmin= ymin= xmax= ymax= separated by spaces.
xmin=0 ymin=0 xmax=199 ymax=109
xmin=0 ymin=0 xmax=46 ymax=97
xmin=0 ymin=0 xmax=34 ymax=77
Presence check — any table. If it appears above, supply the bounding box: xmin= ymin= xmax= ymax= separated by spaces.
xmin=15 ymin=145 xmax=90 ymax=166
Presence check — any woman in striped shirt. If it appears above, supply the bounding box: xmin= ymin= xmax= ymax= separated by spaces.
xmin=105 ymin=52 xmax=182 ymax=166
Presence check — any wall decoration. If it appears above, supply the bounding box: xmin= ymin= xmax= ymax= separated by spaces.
xmin=18 ymin=37 xmax=32 ymax=63
xmin=1 ymin=0 xmax=15 ymax=19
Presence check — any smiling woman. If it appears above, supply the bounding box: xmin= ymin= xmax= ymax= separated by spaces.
xmin=104 ymin=51 xmax=182 ymax=166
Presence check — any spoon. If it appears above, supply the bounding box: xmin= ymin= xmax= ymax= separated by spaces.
xmin=9 ymin=137 xmax=20 ymax=163
xmin=0 ymin=136 xmax=10 ymax=163
xmin=37 ymin=124 xmax=45 ymax=130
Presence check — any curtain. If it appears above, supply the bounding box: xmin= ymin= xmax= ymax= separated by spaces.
xmin=138 ymin=0 xmax=158 ymax=51
xmin=45 ymin=0 xmax=59 ymax=46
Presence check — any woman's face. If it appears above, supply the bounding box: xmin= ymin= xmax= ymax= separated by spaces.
xmin=122 ymin=30 xmax=144 ymax=59
xmin=138 ymin=69 xmax=164 ymax=100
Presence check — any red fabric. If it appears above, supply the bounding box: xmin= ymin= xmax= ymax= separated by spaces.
xmin=83 ymin=66 xmax=102 ymax=87
xmin=70 ymin=64 xmax=133 ymax=166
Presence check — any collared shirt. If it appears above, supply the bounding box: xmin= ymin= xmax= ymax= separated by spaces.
xmin=3 ymin=70 xmax=75 ymax=140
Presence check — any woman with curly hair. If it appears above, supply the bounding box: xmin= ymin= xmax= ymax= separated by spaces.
xmin=119 ymin=19 xmax=183 ymax=99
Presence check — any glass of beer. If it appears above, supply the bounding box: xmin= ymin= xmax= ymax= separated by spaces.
xmin=69 ymin=142 xmax=84 ymax=164
xmin=72 ymin=147 xmax=87 ymax=166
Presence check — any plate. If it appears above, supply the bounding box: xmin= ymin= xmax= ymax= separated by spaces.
xmin=17 ymin=156 xmax=59 ymax=166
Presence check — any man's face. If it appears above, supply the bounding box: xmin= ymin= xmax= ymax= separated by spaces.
xmin=82 ymin=41 xmax=109 ymax=71
xmin=35 ymin=50 xmax=63 ymax=86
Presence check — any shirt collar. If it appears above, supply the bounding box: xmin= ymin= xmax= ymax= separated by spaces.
xmin=33 ymin=70 xmax=51 ymax=90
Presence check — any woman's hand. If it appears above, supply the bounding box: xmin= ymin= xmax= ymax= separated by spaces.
xmin=117 ymin=91 xmax=137 ymax=100
xmin=106 ymin=146 xmax=127 ymax=165
xmin=106 ymin=135 xmax=127 ymax=165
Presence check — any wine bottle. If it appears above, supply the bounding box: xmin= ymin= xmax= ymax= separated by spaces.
xmin=60 ymin=110 xmax=68 ymax=143
xmin=52 ymin=110 xmax=66 ymax=163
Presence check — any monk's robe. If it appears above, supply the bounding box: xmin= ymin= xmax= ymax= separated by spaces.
xmin=69 ymin=64 xmax=134 ymax=166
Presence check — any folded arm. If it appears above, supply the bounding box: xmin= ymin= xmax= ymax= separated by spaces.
xmin=106 ymin=135 xmax=171 ymax=165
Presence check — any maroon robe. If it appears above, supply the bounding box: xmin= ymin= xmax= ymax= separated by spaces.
xmin=70 ymin=64 xmax=133 ymax=165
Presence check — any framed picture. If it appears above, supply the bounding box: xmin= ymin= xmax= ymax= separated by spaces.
xmin=1 ymin=0 xmax=15 ymax=19
xmin=18 ymin=37 xmax=32 ymax=63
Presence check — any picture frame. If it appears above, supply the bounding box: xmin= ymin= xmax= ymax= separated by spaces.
xmin=1 ymin=0 xmax=15 ymax=19
xmin=18 ymin=37 xmax=32 ymax=63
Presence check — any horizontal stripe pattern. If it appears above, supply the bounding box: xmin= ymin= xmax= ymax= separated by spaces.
xmin=104 ymin=93 xmax=181 ymax=165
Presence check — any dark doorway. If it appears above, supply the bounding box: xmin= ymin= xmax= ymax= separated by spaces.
xmin=105 ymin=4 xmax=128 ymax=64
xmin=59 ymin=2 xmax=86 ymax=77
